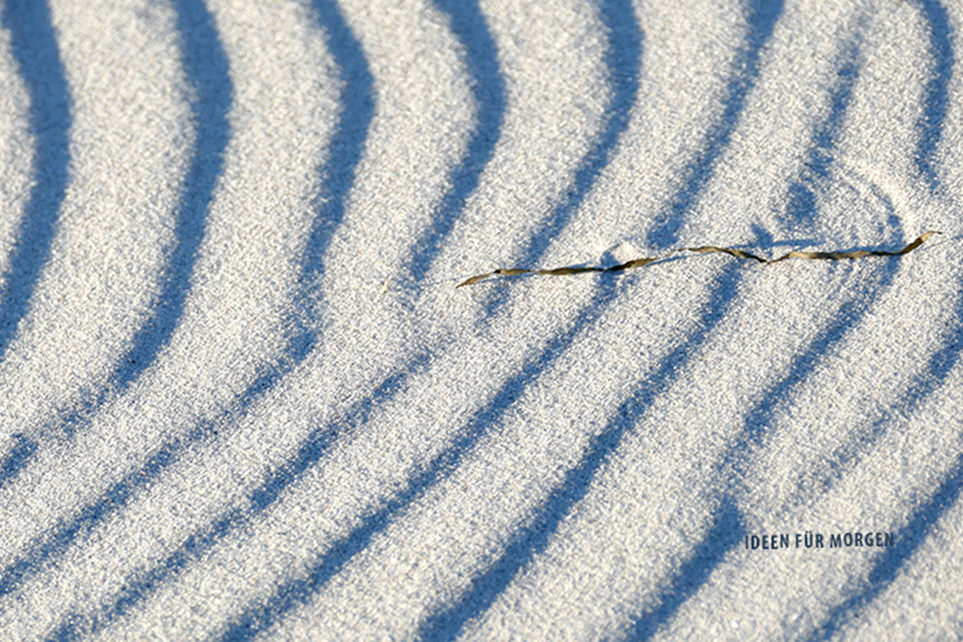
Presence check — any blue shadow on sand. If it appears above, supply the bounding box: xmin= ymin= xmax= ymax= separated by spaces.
xmin=0 ymin=0 xmax=70 ymax=363
xmin=913 ymin=0 xmax=952 ymax=190
xmin=415 ymin=266 xmax=744 ymax=642
xmin=8 ymin=0 xmax=374 ymax=632
xmin=0 ymin=434 xmax=36 ymax=489
xmin=406 ymin=0 xmax=506 ymax=283
xmin=0 ymin=0 xmax=232 ymax=484
xmin=627 ymin=496 xmax=744 ymax=641
xmin=0 ymin=0 xmax=70 ymax=488
xmin=784 ymin=38 xmax=859 ymax=227
xmin=104 ymin=0 xmax=231 ymax=398
xmin=483 ymin=0 xmax=642 ymax=316
xmin=646 ymin=0 xmax=783 ymax=249
xmin=805 ymin=450 xmax=963 ymax=641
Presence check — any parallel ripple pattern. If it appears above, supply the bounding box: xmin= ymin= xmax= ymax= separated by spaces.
xmin=0 ymin=0 xmax=960 ymax=640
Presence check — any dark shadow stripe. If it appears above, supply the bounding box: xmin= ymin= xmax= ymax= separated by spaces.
xmin=0 ymin=436 xmax=181 ymax=601
xmin=484 ymin=0 xmax=641 ymax=316
xmin=912 ymin=0 xmax=952 ymax=190
xmin=3 ymin=0 xmax=233 ymax=483
xmin=727 ymin=260 xmax=898 ymax=481
xmin=44 ymin=355 xmax=423 ymax=642
xmin=416 ymin=266 xmax=743 ymax=642
xmin=215 ymin=278 xmax=650 ymax=641
xmin=627 ymin=496 xmax=744 ymax=642
xmin=104 ymin=0 xmax=231 ymax=396
xmin=42 ymin=0 xmax=232 ymax=446
xmin=4 ymin=0 xmax=375 ymax=615
xmin=287 ymin=0 xmax=375 ymax=362
xmin=0 ymin=433 xmax=36 ymax=489
xmin=406 ymin=0 xmax=506 ymax=283
xmin=784 ymin=40 xmax=859 ymax=227
xmin=721 ymin=35 xmax=897 ymax=476
xmin=0 ymin=0 xmax=71 ymax=360
xmin=646 ymin=0 xmax=783 ymax=249
xmin=805 ymin=449 xmax=963 ymax=642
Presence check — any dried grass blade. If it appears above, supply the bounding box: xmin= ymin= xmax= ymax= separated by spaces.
xmin=455 ymin=231 xmax=940 ymax=287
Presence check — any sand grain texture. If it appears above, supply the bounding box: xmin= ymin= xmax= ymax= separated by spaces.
xmin=0 ymin=0 xmax=960 ymax=640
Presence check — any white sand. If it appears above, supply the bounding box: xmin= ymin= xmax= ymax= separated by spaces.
xmin=0 ymin=0 xmax=961 ymax=639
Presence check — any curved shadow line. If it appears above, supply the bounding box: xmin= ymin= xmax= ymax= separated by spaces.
xmin=286 ymin=0 xmax=375 ymax=362
xmin=620 ymin=35 xmax=906 ymax=636
xmin=0 ymin=0 xmax=233 ymax=485
xmin=804 ymin=449 xmax=963 ymax=642
xmin=912 ymin=0 xmax=952 ymax=190
xmin=628 ymin=496 xmax=745 ymax=642
xmin=413 ymin=1 xmax=787 ymax=635
xmin=105 ymin=0 xmax=231 ymax=397
xmin=646 ymin=0 xmax=783 ymax=249
xmin=1 ymin=0 xmax=375 ymax=614
xmin=796 ymin=279 xmax=963 ymax=639
xmin=0 ymin=434 xmax=36 ymax=487
xmin=0 ymin=0 xmax=71 ymax=367
xmin=406 ymin=0 xmax=506 ymax=283
xmin=484 ymin=0 xmax=641 ymax=316
xmin=415 ymin=266 xmax=744 ymax=642
xmin=723 ymin=30 xmax=893 ymax=469
xmin=43 ymin=353 xmax=425 ymax=642
xmin=728 ymin=261 xmax=900 ymax=481
xmin=783 ymin=39 xmax=860 ymax=227
xmin=215 ymin=282 xmax=628 ymax=642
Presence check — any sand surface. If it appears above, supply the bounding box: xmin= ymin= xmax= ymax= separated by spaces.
xmin=0 ymin=0 xmax=961 ymax=639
